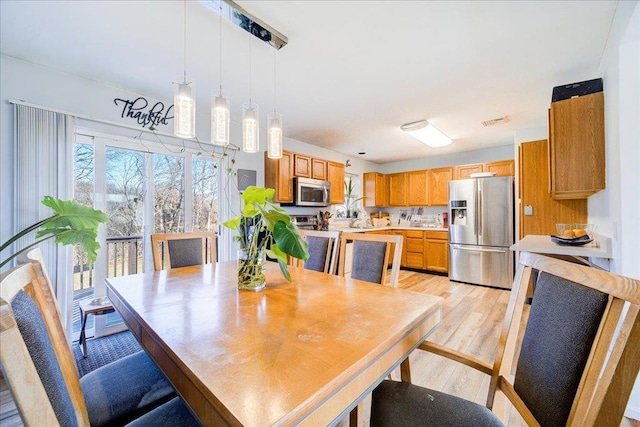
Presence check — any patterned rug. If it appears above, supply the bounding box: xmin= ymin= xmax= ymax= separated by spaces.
xmin=72 ymin=330 xmax=142 ymax=377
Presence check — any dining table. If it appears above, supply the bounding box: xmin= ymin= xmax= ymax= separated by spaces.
xmin=105 ymin=261 xmax=443 ymax=426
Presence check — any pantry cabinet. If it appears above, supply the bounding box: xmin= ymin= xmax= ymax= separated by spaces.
xmin=548 ymin=92 xmax=605 ymax=199
xmin=363 ymin=172 xmax=387 ymax=207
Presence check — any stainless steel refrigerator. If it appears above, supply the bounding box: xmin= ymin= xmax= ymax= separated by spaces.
xmin=448 ymin=176 xmax=514 ymax=289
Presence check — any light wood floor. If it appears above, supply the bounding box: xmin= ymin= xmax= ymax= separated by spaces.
xmin=2 ymin=269 xmax=638 ymax=426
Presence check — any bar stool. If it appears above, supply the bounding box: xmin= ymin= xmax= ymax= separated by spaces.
xmin=78 ymin=297 xmax=116 ymax=358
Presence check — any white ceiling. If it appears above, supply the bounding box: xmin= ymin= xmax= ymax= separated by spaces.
xmin=0 ymin=1 xmax=618 ymax=163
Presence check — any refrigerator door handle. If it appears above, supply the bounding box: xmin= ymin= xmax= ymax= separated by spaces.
xmin=477 ymin=182 xmax=482 ymax=241
xmin=451 ymin=245 xmax=506 ymax=254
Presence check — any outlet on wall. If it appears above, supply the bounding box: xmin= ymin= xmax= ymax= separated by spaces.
xmin=524 ymin=205 xmax=533 ymax=216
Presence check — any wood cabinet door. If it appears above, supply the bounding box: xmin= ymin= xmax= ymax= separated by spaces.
xmin=428 ymin=167 xmax=453 ymax=206
xmin=327 ymin=161 xmax=345 ymax=204
xmin=311 ymin=158 xmax=327 ymax=180
xmin=364 ymin=172 xmax=387 ymax=207
xmin=519 ymin=139 xmax=587 ymax=236
xmin=549 ymin=92 xmax=605 ymax=199
xmin=407 ymin=170 xmax=428 ymax=206
xmin=485 ymin=160 xmax=514 ymax=176
xmin=388 ymin=173 xmax=407 ymax=206
xmin=454 ymin=163 xmax=483 ymax=180
xmin=424 ymin=238 xmax=448 ymax=273
xmin=387 ymin=230 xmax=406 ymax=267
xmin=294 ymin=154 xmax=311 ymax=178
xmin=264 ymin=151 xmax=294 ymax=203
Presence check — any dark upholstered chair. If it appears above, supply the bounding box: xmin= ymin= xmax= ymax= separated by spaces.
xmin=151 ymin=231 xmax=216 ymax=271
xmin=0 ymin=261 xmax=201 ymax=426
xmin=294 ymin=230 xmax=341 ymax=274
xmin=338 ymin=232 xmax=402 ymax=287
xmin=370 ymin=252 xmax=640 ymax=427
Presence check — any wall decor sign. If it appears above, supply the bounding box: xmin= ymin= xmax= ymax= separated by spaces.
xmin=113 ymin=97 xmax=173 ymax=128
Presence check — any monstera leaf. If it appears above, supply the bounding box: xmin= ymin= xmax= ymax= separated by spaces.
xmin=1 ymin=196 xmax=107 ymax=268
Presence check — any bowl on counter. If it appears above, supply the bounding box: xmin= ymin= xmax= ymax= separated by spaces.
xmin=555 ymin=223 xmax=594 ymax=238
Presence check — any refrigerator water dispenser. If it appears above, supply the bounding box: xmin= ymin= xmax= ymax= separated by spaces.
xmin=451 ymin=200 xmax=467 ymax=226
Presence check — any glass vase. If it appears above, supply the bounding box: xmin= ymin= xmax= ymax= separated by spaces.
xmin=237 ymin=249 xmax=266 ymax=291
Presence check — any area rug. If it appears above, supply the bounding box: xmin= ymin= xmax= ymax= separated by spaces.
xmin=72 ymin=330 xmax=142 ymax=377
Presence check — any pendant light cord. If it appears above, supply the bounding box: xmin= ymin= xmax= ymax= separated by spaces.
xmin=273 ymin=50 xmax=277 ymax=113
xmin=183 ymin=0 xmax=187 ymax=83
xmin=248 ymin=28 xmax=252 ymax=105
xmin=219 ymin=2 xmax=223 ymax=94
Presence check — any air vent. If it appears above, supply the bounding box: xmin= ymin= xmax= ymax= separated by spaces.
xmin=481 ymin=116 xmax=509 ymax=127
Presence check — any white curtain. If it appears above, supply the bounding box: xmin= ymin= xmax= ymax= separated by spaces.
xmin=14 ymin=103 xmax=74 ymax=332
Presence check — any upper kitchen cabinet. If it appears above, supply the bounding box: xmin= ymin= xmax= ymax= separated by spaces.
xmin=363 ymin=172 xmax=387 ymax=207
xmin=388 ymin=173 xmax=408 ymax=206
xmin=327 ymin=161 xmax=345 ymax=204
xmin=548 ymin=92 xmax=605 ymax=199
xmin=485 ymin=160 xmax=514 ymax=177
xmin=407 ymin=170 xmax=429 ymax=206
xmin=265 ymin=150 xmax=294 ymax=203
xmin=428 ymin=167 xmax=453 ymax=206
xmin=311 ymin=158 xmax=327 ymax=180
xmin=454 ymin=163 xmax=483 ymax=180
xmin=293 ymin=154 xmax=311 ymax=178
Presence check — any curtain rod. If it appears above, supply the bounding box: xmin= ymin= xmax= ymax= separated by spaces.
xmin=7 ymin=98 xmax=240 ymax=151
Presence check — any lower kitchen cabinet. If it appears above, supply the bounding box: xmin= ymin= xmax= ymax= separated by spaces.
xmin=424 ymin=231 xmax=448 ymax=273
xmin=404 ymin=230 xmax=424 ymax=269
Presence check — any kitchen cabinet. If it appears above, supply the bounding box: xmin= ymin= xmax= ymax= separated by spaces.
xmin=327 ymin=161 xmax=345 ymax=204
xmin=519 ymin=139 xmax=587 ymax=236
xmin=387 ymin=230 xmax=406 ymax=267
xmin=264 ymin=150 xmax=294 ymax=203
xmin=424 ymin=230 xmax=448 ymax=273
xmin=407 ymin=170 xmax=429 ymax=206
xmin=454 ymin=163 xmax=483 ymax=180
xmin=548 ymin=92 xmax=605 ymax=199
xmin=363 ymin=172 xmax=387 ymax=207
xmin=293 ymin=154 xmax=311 ymax=178
xmin=388 ymin=173 xmax=408 ymax=206
xmin=428 ymin=167 xmax=453 ymax=206
xmin=485 ymin=160 xmax=514 ymax=177
xmin=404 ymin=230 xmax=424 ymax=269
xmin=311 ymin=158 xmax=327 ymax=180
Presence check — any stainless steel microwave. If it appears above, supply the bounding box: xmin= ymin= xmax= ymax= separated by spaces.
xmin=294 ymin=177 xmax=331 ymax=207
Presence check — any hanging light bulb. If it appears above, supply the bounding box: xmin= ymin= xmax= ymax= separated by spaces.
xmin=242 ymin=102 xmax=259 ymax=153
xmin=242 ymin=27 xmax=259 ymax=153
xmin=174 ymin=0 xmax=195 ymax=139
xmin=211 ymin=2 xmax=229 ymax=145
xmin=267 ymin=50 xmax=283 ymax=159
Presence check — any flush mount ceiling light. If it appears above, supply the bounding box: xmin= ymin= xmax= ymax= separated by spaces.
xmin=400 ymin=120 xmax=453 ymax=147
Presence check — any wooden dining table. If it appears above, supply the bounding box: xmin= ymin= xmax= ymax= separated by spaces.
xmin=105 ymin=261 xmax=443 ymax=426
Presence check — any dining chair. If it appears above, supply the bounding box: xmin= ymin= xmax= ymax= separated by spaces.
xmin=338 ymin=232 xmax=402 ymax=287
xmin=370 ymin=252 xmax=640 ymax=427
xmin=0 ymin=260 xmax=200 ymax=426
xmin=294 ymin=229 xmax=341 ymax=274
xmin=150 ymin=231 xmax=217 ymax=271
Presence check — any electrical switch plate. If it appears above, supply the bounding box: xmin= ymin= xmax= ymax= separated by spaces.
xmin=524 ymin=205 xmax=533 ymax=216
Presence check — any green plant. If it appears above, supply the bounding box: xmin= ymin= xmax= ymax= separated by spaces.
xmin=224 ymin=186 xmax=309 ymax=282
xmin=1 ymin=196 xmax=108 ymax=269
xmin=344 ymin=177 xmax=364 ymax=217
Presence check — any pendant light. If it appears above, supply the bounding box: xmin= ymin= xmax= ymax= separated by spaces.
xmin=174 ymin=0 xmax=195 ymax=139
xmin=242 ymin=28 xmax=259 ymax=153
xmin=267 ymin=50 xmax=283 ymax=159
xmin=211 ymin=2 xmax=230 ymax=146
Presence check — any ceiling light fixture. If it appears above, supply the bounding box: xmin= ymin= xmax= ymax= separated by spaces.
xmin=242 ymin=29 xmax=259 ymax=153
xmin=400 ymin=120 xmax=452 ymax=147
xmin=211 ymin=1 xmax=230 ymax=145
xmin=173 ymin=0 xmax=196 ymax=139
xmin=267 ymin=50 xmax=283 ymax=159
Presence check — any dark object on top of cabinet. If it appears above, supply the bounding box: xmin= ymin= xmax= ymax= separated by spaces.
xmin=551 ymin=78 xmax=603 ymax=102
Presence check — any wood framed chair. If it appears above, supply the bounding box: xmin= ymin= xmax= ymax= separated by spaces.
xmin=150 ymin=231 xmax=216 ymax=271
xmin=293 ymin=230 xmax=341 ymax=274
xmin=338 ymin=232 xmax=403 ymax=287
xmin=370 ymin=252 xmax=640 ymax=426
xmin=0 ymin=256 xmax=200 ymax=426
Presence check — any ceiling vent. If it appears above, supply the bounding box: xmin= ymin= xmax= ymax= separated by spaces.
xmin=481 ymin=116 xmax=509 ymax=127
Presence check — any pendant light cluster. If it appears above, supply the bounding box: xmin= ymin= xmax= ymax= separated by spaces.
xmin=173 ymin=0 xmax=285 ymax=159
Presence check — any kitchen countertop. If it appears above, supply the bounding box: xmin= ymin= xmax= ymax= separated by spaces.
xmin=510 ymin=233 xmax=612 ymax=259
xmin=334 ymin=226 xmax=449 ymax=233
